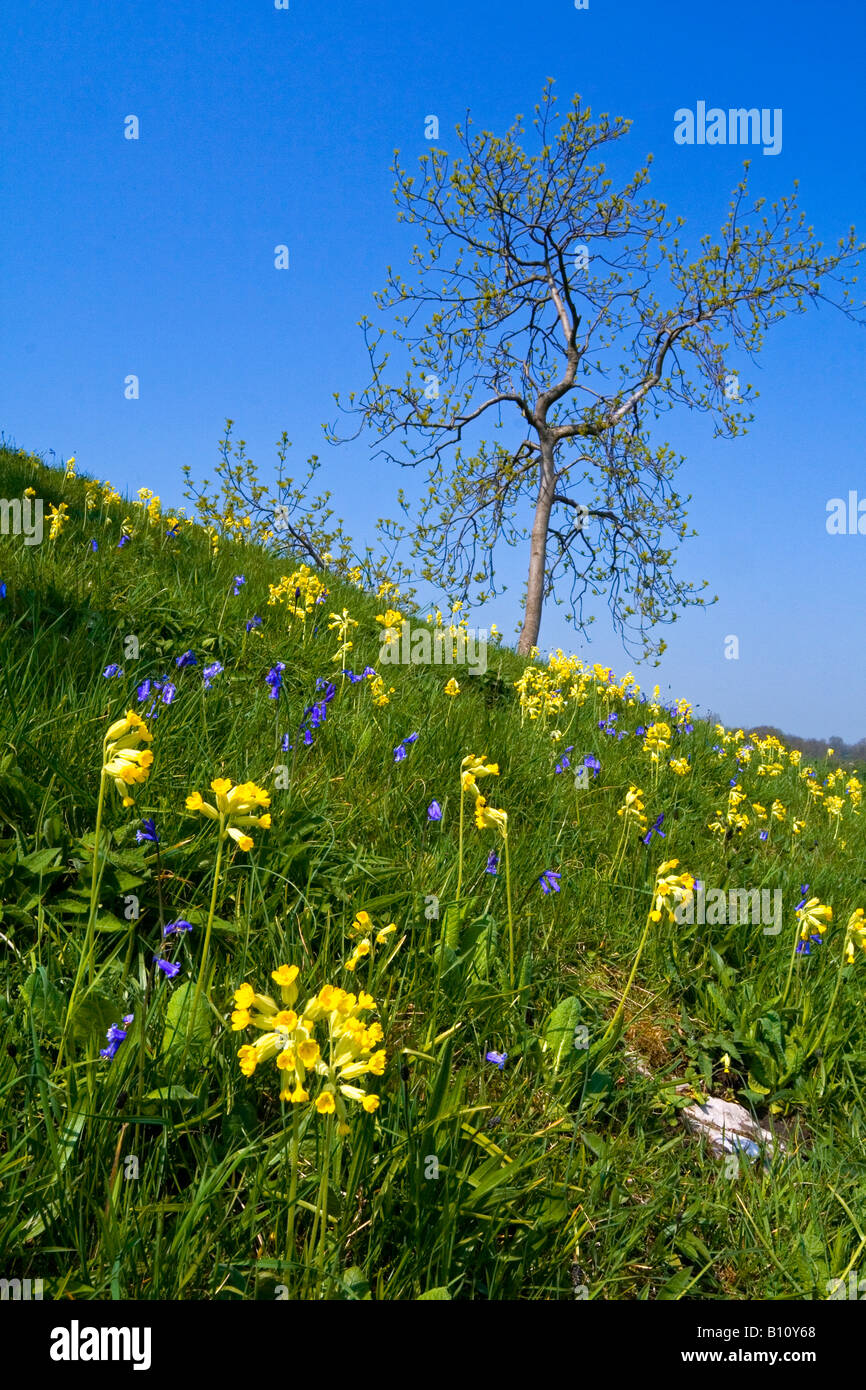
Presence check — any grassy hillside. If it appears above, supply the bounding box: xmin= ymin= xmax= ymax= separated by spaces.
xmin=0 ymin=443 xmax=864 ymax=1301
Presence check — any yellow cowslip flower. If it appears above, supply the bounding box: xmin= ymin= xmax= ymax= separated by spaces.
xmin=24 ymin=486 xmax=36 ymax=498
xmin=185 ymin=777 xmax=272 ymax=850
xmin=617 ymin=785 xmax=647 ymax=832
xmin=47 ymin=501 xmax=70 ymax=539
xmin=369 ymin=674 xmax=394 ymax=707
xmin=461 ymin=753 xmax=499 ymax=794
xmin=234 ymin=968 xmax=386 ymax=1121
xmin=344 ymin=938 xmax=371 ymax=972
xmin=474 ymin=794 xmax=508 ymax=837
xmin=444 ymin=678 xmax=460 ymax=697
xmin=796 ymin=897 xmax=832 ymax=943
xmin=844 ymin=908 xmax=866 ymax=964
xmin=770 ymin=800 xmax=786 ymax=821
xmin=102 ymin=709 xmax=154 ymax=808
xmin=375 ymin=608 xmax=403 ymax=631
xmin=376 ymin=923 xmax=397 ymax=945
xmin=650 ymin=860 xmax=696 ymax=924
xmin=669 ymin=758 xmax=691 ymax=776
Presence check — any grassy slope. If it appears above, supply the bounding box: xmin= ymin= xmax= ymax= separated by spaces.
xmin=0 ymin=443 xmax=864 ymax=1300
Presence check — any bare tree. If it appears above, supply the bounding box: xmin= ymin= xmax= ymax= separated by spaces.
xmin=331 ymin=82 xmax=862 ymax=657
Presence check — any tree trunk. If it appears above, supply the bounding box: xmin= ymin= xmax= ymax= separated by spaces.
xmin=517 ymin=438 xmax=555 ymax=654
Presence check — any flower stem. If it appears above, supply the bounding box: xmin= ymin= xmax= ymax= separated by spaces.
xmin=601 ymin=903 xmax=655 ymax=1045
xmin=504 ymin=833 xmax=515 ymax=991
xmin=181 ymin=825 xmax=225 ymax=1065
xmin=57 ymin=769 xmax=108 ymax=1071
xmin=456 ymin=781 xmax=465 ymax=902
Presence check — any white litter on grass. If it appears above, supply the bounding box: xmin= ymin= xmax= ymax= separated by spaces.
xmin=677 ymin=1089 xmax=783 ymax=1162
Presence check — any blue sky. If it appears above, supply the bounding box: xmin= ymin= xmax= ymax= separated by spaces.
xmin=2 ymin=0 xmax=865 ymax=738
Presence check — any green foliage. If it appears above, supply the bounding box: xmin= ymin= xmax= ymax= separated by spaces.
xmin=1 ymin=442 xmax=865 ymax=1301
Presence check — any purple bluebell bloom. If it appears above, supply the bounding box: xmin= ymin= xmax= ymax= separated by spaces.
xmin=642 ymin=813 xmax=666 ymax=846
xmin=486 ymin=1050 xmax=508 ymax=1070
xmin=118 ymin=535 xmax=130 ymax=548
xmin=154 ymin=957 xmax=182 ymax=978
xmin=232 ymin=575 xmax=246 ymax=595
xmin=539 ymin=870 xmax=562 ymax=895
xmin=103 ymin=664 xmax=124 ymax=678
xmin=166 ymin=523 xmax=180 ymax=539
xmin=759 ymin=830 xmax=769 ymax=841
xmin=246 ymin=615 xmax=262 ymax=632
xmin=160 ymin=681 xmax=176 ymax=704
xmin=427 ymin=800 xmax=442 ymax=821
xmin=90 ymin=540 xmax=98 ymax=552
xmin=266 ymin=662 xmax=286 ymax=699
xmin=136 ymin=818 xmax=159 ymax=845
xmin=202 ymin=661 xmax=224 ymax=690
xmin=486 ymin=851 xmax=499 ymax=875
xmin=137 ymin=678 xmax=155 ymax=701
xmin=100 ymin=1014 xmax=133 ymax=1061
xmin=176 ymin=650 xmax=197 ymax=668
xmin=163 ymin=920 xmax=193 ymax=937
xmin=393 ymin=732 xmax=419 ymax=763
xmin=554 ymin=745 xmax=575 ymax=774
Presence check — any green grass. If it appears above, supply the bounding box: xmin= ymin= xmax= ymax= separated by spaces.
xmin=1 ymin=441 xmax=865 ymax=1301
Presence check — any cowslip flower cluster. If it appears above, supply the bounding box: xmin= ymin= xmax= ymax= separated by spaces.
xmin=344 ymin=910 xmax=399 ymax=972
xmin=844 ymin=909 xmax=866 ymax=965
xmin=47 ymin=501 xmax=70 ymax=539
xmin=795 ymin=895 xmax=833 ymax=956
xmin=267 ymin=566 xmax=329 ymax=619
xmin=186 ymin=777 xmax=272 ymax=851
xmin=234 ymin=966 xmax=386 ymax=1120
xmin=617 ymin=785 xmax=648 ymax=836
xmin=328 ymin=608 xmax=358 ymax=665
xmin=462 ymin=754 xmax=507 ymax=836
xmin=102 ymin=710 xmax=154 ymax=808
xmin=649 ymin=860 xmax=696 ymax=923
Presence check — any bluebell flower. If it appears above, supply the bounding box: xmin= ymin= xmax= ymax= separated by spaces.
xmin=246 ymin=615 xmax=262 ymax=632
xmin=266 ymin=662 xmax=286 ymax=699
xmin=166 ymin=523 xmax=180 ymax=539
xmin=232 ymin=575 xmax=246 ymax=595
xmin=163 ymin=920 xmax=193 ymax=937
xmin=759 ymin=830 xmax=769 ymax=842
xmin=160 ymin=681 xmax=176 ymax=705
xmin=176 ymin=650 xmax=197 ymax=668
xmin=427 ymin=800 xmax=442 ymax=821
xmin=136 ymin=818 xmax=159 ymax=845
xmin=539 ymin=869 xmax=561 ymax=895
xmin=203 ymin=661 xmax=224 ymax=690
xmin=486 ymin=851 xmax=499 ymax=875
xmin=154 ymin=957 xmax=182 ymax=978
xmin=103 ymin=664 xmax=124 ymax=678
xmin=118 ymin=535 xmax=130 ymax=548
xmin=90 ymin=540 xmax=98 ymax=552
xmin=554 ymin=745 xmax=575 ymax=774
xmin=486 ymin=1050 xmax=508 ymax=1070
xmin=100 ymin=1014 xmax=133 ymax=1061
xmin=0 ymin=582 xmax=5 ymax=599
xmin=137 ymin=679 xmax=155 ymax=701
xmin=393 ymin=732 xmax=419 ymax=763
xmin=584 ymin=755 xmax=601 ymax=776
xmin=642 ymin=813 xmax=666 ymax=846
xmin=281 ymin=733 xmax=291 ymax=752
xmin=636 ymin=727 xmax=646 ymax=737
